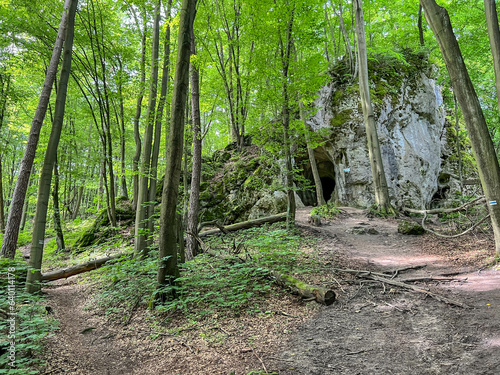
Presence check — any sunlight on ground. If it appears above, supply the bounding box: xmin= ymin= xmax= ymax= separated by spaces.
xmin=452 ymin=270 xmax=500 ymax=292
xmin=483 ymin=336 xmax=500 ymax=347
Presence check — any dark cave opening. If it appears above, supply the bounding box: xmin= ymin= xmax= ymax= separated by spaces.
xmin=320 ymin=176 xmax=336 ymax=203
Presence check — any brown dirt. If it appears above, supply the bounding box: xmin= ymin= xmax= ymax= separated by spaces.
xmin=38 ymin=207 xmax=500 ymax=374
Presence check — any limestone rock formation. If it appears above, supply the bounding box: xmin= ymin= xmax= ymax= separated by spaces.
xmin=305 ymin=55 xmax=448 ymax=209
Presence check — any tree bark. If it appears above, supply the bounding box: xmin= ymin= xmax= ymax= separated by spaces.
xmin=185 ymin=27 xmax=202 ymax=261
xmin=52 ymin=158 xmax=65 ymax=252
xmin=279 ymin=10 xmax=296 ymax=230
xmin=1 ymin=0 xmax=71 ymax=259
xmin=41 ymin=253 xmax=125 ymax=281
xmin=484 ymin=0 xmax=500 ymax=116
xmin=197 ymin=213 xmax=287 ymax=238
xmin=131 ymin=13 xmax=147 ymax=212
xmin=135 ymin=0 xmax=161 ymax=257
xmin=0 ymin=74 xmax=9 ymax=233
xmin=26 ymin=0 xmax=77 ymax=293
xmin=354 ymin=0 xmax=392 ymax=214
xmin=420 ymin=0 xmax=500 ymax=254
xmin=418 ymin=5 xmax=425 ymax=46
xmin=147 ymin=0 xmax=173 ymax=252
xmin=300 ymin=102 xmax=325 ymax=206
xmin=71 ymin=185 xmax=84 ymax=221
xmin=157 ymin=0 xmax=197 ymax=302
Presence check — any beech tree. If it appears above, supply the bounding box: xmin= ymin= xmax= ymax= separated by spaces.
xmin=1 ymin=0 xmax=72 ymax=259
xmin=354 ymin=0 xmax=393 ymax=214
xmin=420 ymin=0 xmax=500 ymax=255
xmin=134 ymin=0 xmax=161 ymax=257
xmin=157 ymin=0 xmax=197 ymax=301
xmin=26 ymin=0 xmax=78 ymax=293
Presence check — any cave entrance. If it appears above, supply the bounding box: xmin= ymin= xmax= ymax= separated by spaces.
xmin=320 ymin=176 xmax=336 ymax=203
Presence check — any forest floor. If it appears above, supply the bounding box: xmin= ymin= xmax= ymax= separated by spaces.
xmin=36 ymin=207 xmax=500 ymax=374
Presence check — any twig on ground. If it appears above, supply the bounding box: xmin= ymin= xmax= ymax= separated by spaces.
xmin=251 ymin=346 xmax=268 ymax=374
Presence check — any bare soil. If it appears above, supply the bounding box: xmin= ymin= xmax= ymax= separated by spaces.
xmin=38 ymin=207 xmax=500 ymax=374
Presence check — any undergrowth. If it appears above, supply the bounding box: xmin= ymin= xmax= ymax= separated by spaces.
xmin=0 ymin=258 xmax=58 ymax=374
xmin=91 ymin=223 xmax=322 ymax=322
xmin=310 ymin=202 xmax=341 ymax=219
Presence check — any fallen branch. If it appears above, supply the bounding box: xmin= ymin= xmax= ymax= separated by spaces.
xmin=41 ymin=253 xmax=127 ymax=281
xmin=402 ymin=196 xmax=485 ymax=215
xmin=335 ymin=268 xmax=467 ymax=308
xmin=366 ymin=274 xmax=468 ymax=308
xmin=420 ymin=211 xmax=491 ymax=239
xmin=198 ymin=213 xmax=287 ymax=237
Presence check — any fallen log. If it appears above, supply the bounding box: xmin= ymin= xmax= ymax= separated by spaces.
xmin=198 ymin=213 xmax=287 ymax=238
xmin=41 ymin=253 xmax=126 ymax=281
xmin=271 ymin=271 xmax=336 ymax=306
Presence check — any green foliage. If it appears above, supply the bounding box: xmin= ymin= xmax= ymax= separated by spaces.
xmin=91 ymin=253 xmax=157 ymax=323
xmin=0 ymin=259 xmax=57 ymax=373
xmin=92 ymin=223 xmax=322 ymax=321
xmin=311 ymin=202 xmax=341 ymax=219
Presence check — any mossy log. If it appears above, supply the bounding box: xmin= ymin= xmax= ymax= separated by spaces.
xmin=271 ymin=271 xmax=336 ymax=306
xmin=198 ymin=213 xmax=287 ymax=238
xmin=41 ymin=253 xmax=126 ymax=281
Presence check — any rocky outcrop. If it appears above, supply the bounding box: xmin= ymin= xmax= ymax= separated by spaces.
xmin=305 ymin=54 xmax=448 ymax=209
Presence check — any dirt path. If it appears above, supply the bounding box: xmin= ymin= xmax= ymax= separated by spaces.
xmin=270 ymin=208 xmax=500 ymax=374
xmin=39 ymin=207 xmax=500 ymax=374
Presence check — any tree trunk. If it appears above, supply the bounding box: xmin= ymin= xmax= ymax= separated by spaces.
xmin=157 ymin=0 xmax=197 ymax=302
xmin=0 ymin=0 xmax=71 ymax=259
xmin=0 ymin=157 xmax=4 ymax=233
xmin=354 ymin=0 xmax=392 ymax=214
xmin=0 ymin=74 xmax=9 ymax=233
xmin=279 ymin=12 xmax=296 ymax=230
xmin=41 ymin=253 xmax=125 ymax=281
xmin=135 ymin=0 xmax=161 ymax=257
xmin=132 ymin=16 xmax=147 ymax=212
xmin=117 ymin=59 xmax=129 ymax=200
xmin=147 ymin=0 xmax=173 ymax=251
xmin=420 ymin=0 xmax=500 ymax=255
xmin=26 ymin=0 xmax=77 ymax=293
xmin=484 ymin=0 xmax=500 ymax=117
xmin=300 ymin=102 xmax=325 ymax=206
xmin=418 ymin=5 xmax=425 ymax=46
xmin=198 ymin=213 xmax=287 ymax=238
xmin=71 ymin=185 xmax=84 ymax=221
xmin=52 ymin=158 xmax=65 ymax=252
xmin=334 ymin=1 xmax=355 ymax=75
xmin=185 ymin=28 xmax=202 ymax=261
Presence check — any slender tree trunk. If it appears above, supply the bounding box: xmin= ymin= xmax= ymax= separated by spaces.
xmin=26 ymin=0 xmax=77 ymax=292
xmin=1 ymin=0 xmax=71 ymax=259
xmin=418 ymin=5 xmax=425 ymax=46
xmin=354 ymin=0 xmax=392 ymax=214
xmin=117 ymin=59 xmax=129 ymax=200
xmin=132 ymin=17 xmax=147 ymax=211
xmin=454 ymin=94 xmax=463 ymax=193
xmin=279 ymin=12 xmax=296 ymax=229
xmin=71 ymin=185 xmax=84 ymax=220
xmin=185 ymin=28 xmax=202 ymax=261
xmin=300 ymin=102 xmax=325 ymax=206
xmin=135 ymin=0 xmax=161 ymax=257
xmin=157 ymin=0 xmax=197 ymax=302
xmin=147 ymin=0 xmax=173 ymax=250
xmin=484 ymin=0 xmax=500 ymax=116
xmin=0 ymin=75 xmax=9 ymax=233
xmin=52 ymin=158 xmax=65 ymax=252
xmin=334 ymin=1 xmax=354 ymax=75
xmin=420 ymin=0 xmax=500 ymax=254
xmin=0 ymin=157 xmax=4 ymax=233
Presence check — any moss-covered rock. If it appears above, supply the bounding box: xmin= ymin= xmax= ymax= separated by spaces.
xmin=397 ymin=220 xmax=425 ymax=235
